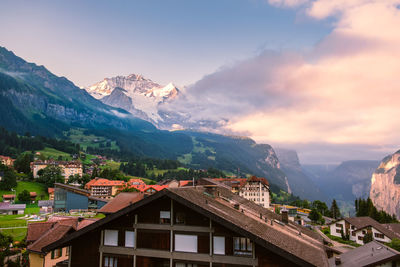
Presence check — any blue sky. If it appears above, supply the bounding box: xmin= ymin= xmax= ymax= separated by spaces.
xmin=0 ymin=0 xmax=330 ymax=87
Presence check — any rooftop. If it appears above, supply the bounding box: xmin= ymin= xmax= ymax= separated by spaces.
xmin=328 ymin=240 xmax=400 ymax=266
xmin=45 ymin=186 xmax=327 ymax=266
xmin=98 ymin=192 xmax=144 ymax=214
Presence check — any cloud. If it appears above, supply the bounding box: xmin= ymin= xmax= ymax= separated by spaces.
xmin=169 ymin=0 xmax=400 ymax=162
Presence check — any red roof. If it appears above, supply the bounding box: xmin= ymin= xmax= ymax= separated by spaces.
xmin=30 ymin=192 xmax=37 ymax=197
xmin=85 ymin=178 xmax=126 ymax=189
xmin=2 ymin=195 xmax=15 ymax=199
xmin=128 ymin=178 xmax=146 ymax=185
xmin=48 ymin=188 xmax=54 ymax=194
xmin=27 ymin=216 xmax=98 ymax=253
xmin=130 ymin=184 xmax=168 ymax=193
xmin=98 ymin=192 xmax=144 ymax=214
xmin=179 ymin=180 xmax=191 ymax=187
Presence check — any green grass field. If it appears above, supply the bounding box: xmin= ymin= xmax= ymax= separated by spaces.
xmin=104 ymin=160 xmax=120 ymax=170
xmin=65 ymin=128 xmax=119 ymax=151
xmin=0 ymin=181 xmax=48 ymax=202
xmin=1 ymin=228 xmax=27 ymax=242
xmin=0 ymin=215 xmax=27 ymax=228
xmin=37 ymin=147 xmax=72 ymax=161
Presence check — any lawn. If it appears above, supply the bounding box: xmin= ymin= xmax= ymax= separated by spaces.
xmin=104 ymin=160 xmax=120 ymax=170
xmin=327 ymin=233 xmax=361 ymax=247
xmin=0 ymin=215 xmax=27 ymax=228
xmin=1 ymin=228 xmax=27 ymax=242
xmin=36 ymin=147 xmax=72 ymax=161
xmin=65 ymin=128 xmax=119 ymax=151
xmin=0 ymin=181 xmax=48 ymax=201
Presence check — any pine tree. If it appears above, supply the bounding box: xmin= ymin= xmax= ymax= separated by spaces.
xmin=330 ymin=199 xmax=341 ymax=219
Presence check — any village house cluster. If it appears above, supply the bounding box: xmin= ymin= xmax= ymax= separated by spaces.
xmin=30 ymin=160 xmax=83 ymax=182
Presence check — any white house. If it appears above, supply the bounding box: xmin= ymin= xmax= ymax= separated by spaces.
xmin=329 ymin=217 xmax=400 ymax=245
xmin=238 ymin=176 xmax=270 ymax=208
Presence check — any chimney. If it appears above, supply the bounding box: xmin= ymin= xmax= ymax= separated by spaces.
xmin=335 ymin=256 xmax=341 ymax=265
xmin=281 ymin=210 xmax=289 ymax=224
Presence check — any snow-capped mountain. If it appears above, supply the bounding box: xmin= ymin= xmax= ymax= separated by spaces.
xmin=85 ymin=74 xmax=180 ymax=127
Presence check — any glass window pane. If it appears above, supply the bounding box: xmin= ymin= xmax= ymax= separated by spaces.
xmin=213 ymin=236 xmax=225 ymax=255
xmin=104 ymin=230 xmax=118 ymax=246
xmin=160 ymin=211 xmax=171 ymax=219
xmin=234 ymin=237 xmax=240 ymax=250
xmin=175 ymin=234 xmax=198 ymax=253
xmin=125 ymin=231 xmax=135 ymax=247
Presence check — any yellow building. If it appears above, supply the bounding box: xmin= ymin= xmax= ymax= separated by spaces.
xmin=27 ymin=217 xmax=96 ymax=267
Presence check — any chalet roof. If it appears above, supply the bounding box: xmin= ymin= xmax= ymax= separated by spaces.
xmin=98 ymin=192 xmax=144 ymax=214
xmin=384 ymin=223 xmax=400 ymax=235
xmin=327 ymin=240 xmax=400 ymax=266
xmin=44 ymin=186 xmax=327 ymax=267
xmin=30 ymin=192 xmax=37 ymax=197
xmin=27 ymin=217 xmax=97 ymax=254
xmin=85 ymin=178 xmax=125 ymax=189
xmin=28 ymin=224 xmax=74 ymax=254
xmin=26 ymin=222 xmax=54 ymax=242
xmin=343 ymin=217 xmax=400 ymax=239
xmin=2 ymin=194 xmax=15 ymax=199
xmin=128 ymin=178 xmax=146 ymax=185
xmin=0 ymin=203 xmax=25 ymax=210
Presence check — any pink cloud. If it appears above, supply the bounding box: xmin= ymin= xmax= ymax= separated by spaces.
xmin=169 ymin=0 xmax=400 ymax=160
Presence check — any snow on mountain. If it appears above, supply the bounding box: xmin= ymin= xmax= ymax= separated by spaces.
xmin=85 ymin=74 xmax=180 ymax=126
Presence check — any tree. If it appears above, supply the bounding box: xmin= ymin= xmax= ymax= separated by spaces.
xmin=388 ymin=238 xmax=400 ymax=252
xmin=312 ymin=200 xmax=330 ymax=216
xmin=13 ymin=153 xmax=32 ymax=174
xmin=36 ymin=165 xmax=64 ymax=187
xmin=18 ymin=190 xmax=31 ymax=202
xmin=363 ymin=232 xmax=373 ymax=244
xmin=309 ymin=208 xmax=322 ymax=223
xmin=330 ymin=199 xmax=341 ymax=219
xmin=0 ymin=164 xmax=17 ymax=190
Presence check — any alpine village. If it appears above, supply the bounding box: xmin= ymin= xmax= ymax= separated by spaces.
xmin=1 ymin=1 xmax=400 ymax=266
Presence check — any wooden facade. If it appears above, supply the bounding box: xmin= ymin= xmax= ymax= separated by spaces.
xmin=62 ymin=195 xmax=307 ymax=267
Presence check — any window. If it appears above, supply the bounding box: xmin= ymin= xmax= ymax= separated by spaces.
xmin=213 ymin=236 xmax=225 ymax=255
xmin=160 ymin=211 xmax=171 ymax=224
xmin=125 ymin=231 xmax=135 ymax=247
xmin=104 ymin=230 xmax=118 ymax=246
xmin=336 ymin=229 xmax=342 ymax=234
xmin=104 ymin=256 xmax=118 ymax=267
xmin=362 ymin=230 xmax=366 ymax=235
xmin=233 ymin=237 xmax=252 ymax=256
xmin=175 ymin=212 xmax=186 ymax=224
xmin=374 ymin=233 xmax=385 ymax=239
xmin=358 ymin=236 xmax=364 ymax=241
xmin=175 ymin=234 xmax=197 ymax=253
xmin=336 ymin=223 xmax=342 ymax=228
xmin=51 ymin=248 xmax=62 ymax=259
xmin=352 ymin=232 xmax=356 ymax=236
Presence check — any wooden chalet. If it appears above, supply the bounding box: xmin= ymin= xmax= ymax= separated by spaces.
xmin=44 ymin=186 xmax=329 ymax=267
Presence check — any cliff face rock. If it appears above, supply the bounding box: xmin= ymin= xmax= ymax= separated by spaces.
xmin=370 ymin=151 xmax=400 ymax=218
xmin=275 ymin=148 xmax=326 ymax=201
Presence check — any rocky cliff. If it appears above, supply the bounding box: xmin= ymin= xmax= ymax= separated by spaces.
xmin=370 ymin=151 xmax=400 ymax=219
xmin=275 ymin=148 xmax=326 ymax=201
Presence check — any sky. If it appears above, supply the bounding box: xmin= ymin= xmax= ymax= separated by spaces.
xmin=1 ymin=0 xmax=400 ymax=164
